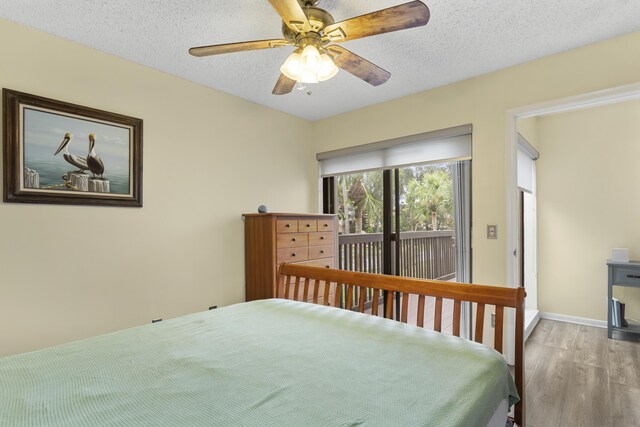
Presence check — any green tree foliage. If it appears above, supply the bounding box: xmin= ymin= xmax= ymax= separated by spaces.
xmin=337 ymin=164 xmax=454 ymax=234
xmin=337 ymin=172 xmax=383 ymax=234
xmin=403 ymin=168 xmax=453 ymax=231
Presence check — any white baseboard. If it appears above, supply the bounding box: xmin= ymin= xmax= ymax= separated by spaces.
xmin=539 ymin=311 xmax=607 ymax=329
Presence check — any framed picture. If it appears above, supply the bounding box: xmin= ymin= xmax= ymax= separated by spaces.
xmin=3 ymin=89 xmax=143 ymax=207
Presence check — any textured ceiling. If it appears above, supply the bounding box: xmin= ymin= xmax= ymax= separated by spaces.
xmin=1 ymin=1 xmax=639 ymax=121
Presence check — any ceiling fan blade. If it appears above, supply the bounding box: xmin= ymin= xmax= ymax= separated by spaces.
xmin=189 ymin=39 xmax=290 ymax=57
xmin=267 ymin=0 xmax=311 ymax=32
xmin=324 ymin=1 xmax=430 ymax=42
xmin=327 ymin=45 xmax=390 ymax=86
xmin=272 ymin=73 xmax=297 ymax=95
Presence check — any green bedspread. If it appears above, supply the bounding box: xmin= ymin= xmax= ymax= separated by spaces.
xmin=0 ymin=299 xmax=518 ymax=426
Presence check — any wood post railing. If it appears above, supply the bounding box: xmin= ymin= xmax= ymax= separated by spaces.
xmin=338 ymin=230 xmax=456 ymax=280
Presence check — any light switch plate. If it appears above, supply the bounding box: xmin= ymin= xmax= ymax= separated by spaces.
xmin=487 ymin=225 xmax=497 ymax=239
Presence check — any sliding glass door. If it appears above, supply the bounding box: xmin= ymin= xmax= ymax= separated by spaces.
xmin=318 ymin=125 xmax=473 ymax=336
xmin=324 ymin=160 xmax=471 ymax=335
xmin=329 ymin=162 xmax=469 ymax=275
xmin=334 ymin=170 xmax=384 ymax=273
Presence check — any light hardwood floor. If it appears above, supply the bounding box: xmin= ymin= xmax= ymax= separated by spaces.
xmin=525 ymin=319 xmax=640 ymax=427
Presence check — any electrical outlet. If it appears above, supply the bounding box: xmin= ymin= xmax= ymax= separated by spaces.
xmin=487 ymin=225 xmax=498 ymax=239
xmin=152 ymin=318 xmax=162 ymax=323
xmin=491 ymin=312 xmax=496 ymax=328
xmin=209 ymin=305 xmax=218 ymax=310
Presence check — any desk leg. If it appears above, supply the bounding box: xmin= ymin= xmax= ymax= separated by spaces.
xmin=607 ymin=267 xmax=613 ymax=339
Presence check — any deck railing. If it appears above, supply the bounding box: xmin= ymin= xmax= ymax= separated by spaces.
xmin=338 ymin=230 xmax=456 ymax=281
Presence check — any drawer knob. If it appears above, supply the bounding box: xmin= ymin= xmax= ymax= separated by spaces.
xmin=291 ymin=253 xmax=296 ymax=257
xmin=306 ymin=224 xmax=311 ymax=227
xmin=321 ymin=236 xmax=325 ymax=240
xmin=285 ymin=224 xmax=290 ymax=228
xmin=324 ymin=224 xmax=328 ymax=227
xmin=292 ymin=238 xmax=296 ymax=242
xmin=320 ymin=250 xmax=325 ymax=254
xmin=325 ymin=265 xmax=330 ymax=268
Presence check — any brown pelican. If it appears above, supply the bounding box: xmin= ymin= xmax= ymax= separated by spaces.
xmin=54 ymin=132 xmax=88 ymax=172
xmin=87 ymin=134 xmax=105 ymax=178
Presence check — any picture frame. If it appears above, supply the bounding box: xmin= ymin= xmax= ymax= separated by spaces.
xmin=3 ymin=89 xmax=143 ymax=207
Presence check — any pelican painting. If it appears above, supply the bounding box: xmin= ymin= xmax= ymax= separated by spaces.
xmin=87 ymin=134 xmax=105 ymax=178
xmin=11 ymin=89 xmax=140 ymax=205
xmin=54 ymin=132 xmax=88 ymax=172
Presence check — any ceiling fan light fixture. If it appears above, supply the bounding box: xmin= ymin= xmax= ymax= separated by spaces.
xmin=317 ymin=53 xmax=339 ymax=81
xmin=280 ymin=45 xmax=339 ymax=84
xmin=300 ymin=71 xmax=319 ymax=84
xmin=301 ymin=45 xmax=320 ymax=68
xmin=280 ymin=52 xmax=302 ymax=78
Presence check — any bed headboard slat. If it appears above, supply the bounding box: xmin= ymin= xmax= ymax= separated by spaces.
xmin=452 ymin=299 xmax=461 ymax=337
xmin=434 ymin=297 xmax=443 ymax=332
xmin=371 ymin=291 xmax=380 ymax=316
xmin=312 ymin=279 xmax=320 ymax=304
xmin=494 ymin=305 xmax=505 ymax=353
xmin=475 ymin=303 xmax=486 ymax=343
xmin=416 ymin=295 xmax=426 ymax=327
xmin=399 ymin=293 xmax=408 ymax=323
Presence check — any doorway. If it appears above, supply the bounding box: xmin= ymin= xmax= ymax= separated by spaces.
xmin=519 ymin=190 xmax=539 ymax=335
xmin=505 ymin=82 xmax=640 ymax=355
xmin=516 ymin=132 xmax=540 ymax=338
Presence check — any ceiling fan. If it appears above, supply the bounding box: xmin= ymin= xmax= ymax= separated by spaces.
xmin=189 ymin=0 xmax=430 ymax=95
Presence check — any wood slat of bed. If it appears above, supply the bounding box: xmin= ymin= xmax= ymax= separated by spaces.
xmin=385 ymin=291 xmax=393 ymax=319
xmin=434 ymin=297 xmax=443 ymax=332
xmin=371 ymin=291 xmax=379 ymax=316
xmin=358 ymin=287 xmax=367 ymax=313
xmin=293 ymin=276 xmax=301 ymax=302
xmin=416 ymin=295 xmax=425 ymax=327
xmin=494 ymin=305 xmax=504 ymax=353
xmin=475 ymin=303 xmax=485 ymax=343
xmin=401 ymin=292 xmax=409 ymax=323
xmin=323 ymin=280 xmax=330 ymax=304
xmin=312 ymin=279 xmax=320 ymax=304
xmin=452 ymin=299 xmax=461 ymax=337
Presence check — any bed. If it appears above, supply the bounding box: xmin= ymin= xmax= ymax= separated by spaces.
xmin=0 ymin=264 xmax=524 ymax=427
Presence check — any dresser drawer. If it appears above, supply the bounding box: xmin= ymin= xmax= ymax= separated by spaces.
xmin=276 ymin=233 xmax=308 ymax=248
xmin=612 ymin=266 xmax=640 ymax=287
xmin=277 ymin=247 xmax=308 ymax=263
xmin=297 ymin=258 xmax=335 ymax=269
xmin=308 ymin=232 xmax=334 ymax=246
xmin=298 ymin=220 xmax=318 ymax=232
xmin=277 ymin=220 xmax=298 ymax=233
xmin=309 ymin=244 xmax=334 ymax=260
xmin=317 ymin=219 xmax=334 ymax=232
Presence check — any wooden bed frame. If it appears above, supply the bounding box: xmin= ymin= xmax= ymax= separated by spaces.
xmin=277 ymin=263 xmax=526 ymax=427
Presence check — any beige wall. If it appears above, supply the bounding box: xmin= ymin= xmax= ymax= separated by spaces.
xmin=536 ymin=100 xmax=640 ymax=321
xmin=0 ymin=19 xmax=313 ymax=356
xmin=311 ymin=32 xmax=640 ymax=291
xmin=2 ymin=17 xmax=639 ymax=356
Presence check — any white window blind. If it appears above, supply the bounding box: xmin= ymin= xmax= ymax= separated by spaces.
xmin=517 ymin=133 xmax=539 ymax=194
xmin=317 ymin=125 xmax=472 ymax=177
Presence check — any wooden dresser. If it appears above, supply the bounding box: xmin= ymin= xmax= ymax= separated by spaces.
xmin=243 ymin=213 xmax=338 ymax=302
